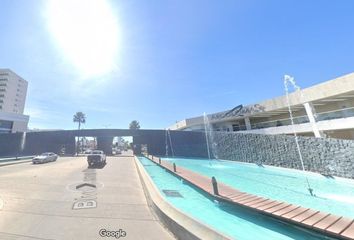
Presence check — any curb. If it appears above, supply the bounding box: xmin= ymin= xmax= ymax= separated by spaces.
xmin=0 ymin=159 xmax=32 ymax=167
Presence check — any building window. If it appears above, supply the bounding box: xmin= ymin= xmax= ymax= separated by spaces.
xmin=0 ymin=119 xmax=13 ymax=131
xmin=232 ymin=124 xmax=240 ymax=131
xmin=0 ymin=89 xmax=6 ymax=92
xmin=0 ymin=78 xmax=7 ymax=81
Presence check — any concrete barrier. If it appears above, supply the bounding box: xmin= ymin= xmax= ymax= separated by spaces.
xmin=0 ymin=156 xmax=34 ymax=167
xmin=134 ymin=156 xmax=231 ymax=240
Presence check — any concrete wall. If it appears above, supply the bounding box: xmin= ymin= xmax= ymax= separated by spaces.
xmin=212 ymin=131 xmax=354 ymax=179
xmin=0 ymin=129 xmax=208 ymax=158
xmin=0 ymin=131 xmax=76 ymax=156
xmin=0 ymin=132 xmax=22 ymax=156
xmin=133 ymin=130 xmax=208 ymax=158
xmin=2 ymin=128 xmax=353 ymax=180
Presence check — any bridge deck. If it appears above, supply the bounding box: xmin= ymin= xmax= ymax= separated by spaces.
xmin=146 ymin=155 xmax=354 ymax=240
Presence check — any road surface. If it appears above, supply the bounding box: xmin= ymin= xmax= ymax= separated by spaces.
xmin=0 ymin=154 xmax=174 ymax=240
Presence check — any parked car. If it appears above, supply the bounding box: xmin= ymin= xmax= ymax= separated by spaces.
xmin=84 ymin=149 xmax=93 ymax=155
xmin=114 ymin=148 xmax=122 ymax=155
xmin=87 ymin=150 xmax=106 ymax=167
xmin=32 ymin=152 xmax=58 ymax=164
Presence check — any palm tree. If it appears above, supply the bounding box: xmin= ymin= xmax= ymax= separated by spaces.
xmin=129 ymin=120 xmax=140 ymax=130
xmin=73 ymin=112 xmax=86 ymax=155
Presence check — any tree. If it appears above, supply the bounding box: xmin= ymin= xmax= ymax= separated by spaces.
xmin=73 ymin=112 xmax=86 ymax=155
xmin=129 ymin=120 xmax=140 ymax=130
xmin=73 ymin=112 xmax=86 ymax=130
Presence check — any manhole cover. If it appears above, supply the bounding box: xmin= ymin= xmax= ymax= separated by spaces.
xmin=162 ymin=190 xmax=183 ymax=198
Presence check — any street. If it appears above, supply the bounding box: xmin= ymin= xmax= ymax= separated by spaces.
xmin=0 ymin=154 xmax=174 ymax=240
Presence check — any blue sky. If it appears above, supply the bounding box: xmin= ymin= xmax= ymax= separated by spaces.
xmin=1 ymin=0 xmax=354 ymax=130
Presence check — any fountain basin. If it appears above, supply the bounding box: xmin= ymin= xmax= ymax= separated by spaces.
xmin=138 ymin=155 xmax=340 ymax=240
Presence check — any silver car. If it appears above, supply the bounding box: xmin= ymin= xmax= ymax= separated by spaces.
xmin=32 ymin=152 xmax=58 ymax=164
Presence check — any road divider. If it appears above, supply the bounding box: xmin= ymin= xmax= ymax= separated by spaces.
xmin=0 ymin=156 xmax=34 ymax=167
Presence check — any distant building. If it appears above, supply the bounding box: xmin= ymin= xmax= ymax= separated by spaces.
xmin=168 ymin=73 xmax=354 ymax=140
xmin=0 ymin=69 xmax=29 ymax=133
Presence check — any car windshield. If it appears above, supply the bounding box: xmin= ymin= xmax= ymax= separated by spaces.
xmin=41 ymin=153 xmax=51 ymax=156
xmin=92 ymin=151 xmax=102 ymax=154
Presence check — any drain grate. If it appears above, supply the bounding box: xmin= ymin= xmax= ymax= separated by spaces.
xmin=162 ymin=190 xmax=183 ymax=198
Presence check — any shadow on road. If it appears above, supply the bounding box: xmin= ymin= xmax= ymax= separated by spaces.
xmin=88 ymin=162 xmax=107 ymax=169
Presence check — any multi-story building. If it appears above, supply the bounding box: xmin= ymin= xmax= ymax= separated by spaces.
xmin=168 ymin=72 xmax=354 ymax=140
xmin=0 ymin=69 xmax=29 ymax=133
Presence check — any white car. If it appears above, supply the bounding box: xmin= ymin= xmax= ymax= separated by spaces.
xmin=84 ymin=149 xmax=93 ymax=155
xmin=87 ymin=150 xmax=106 ymax=167
xmin=32 ymin=152 xmax=58 ymax=164
xmin=114 ymin=148 xmax=122 ymax=155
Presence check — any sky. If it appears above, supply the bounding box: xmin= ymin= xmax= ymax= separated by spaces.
xmin=1 ymin=0 xmax=354 ymax=130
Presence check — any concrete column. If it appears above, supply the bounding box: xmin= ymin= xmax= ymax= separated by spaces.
xmin=65 ymin=136 xmax=76 ymax=155
xmin=244 ymin=117 xmax=252 ymax=130
xmin=303 ymin=102 xmax=324 ymax=138
xmin=96 ymin=136 xmax=114 ymax=155
xmin=132 ymin=144 xmax=142 ymax=155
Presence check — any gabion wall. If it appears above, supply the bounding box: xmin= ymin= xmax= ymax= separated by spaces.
xmin=212 ymin=132 xmax=354 ymax=179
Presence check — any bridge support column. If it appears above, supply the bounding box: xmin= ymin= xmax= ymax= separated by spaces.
xmin=132 ymin=144 xmax=142 ymax=155
xmin=66 ymin=136 xmax=76 ymax=155
xmin=96 ymin=136 xmax=114 ymax=155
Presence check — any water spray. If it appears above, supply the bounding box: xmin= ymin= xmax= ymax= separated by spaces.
xmin=203 ymin=112 xmax=212 ymax=165
xmin=284 ymin=75 xmax=315 ymax=197
xmin=167 ymin=129 xmax=175 ymax=157
xmin=165 ymin=130 xmax=169 ymax=156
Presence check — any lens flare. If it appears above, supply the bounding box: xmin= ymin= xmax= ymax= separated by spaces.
xmin=46 ymin=0 xmax=120 ymax=78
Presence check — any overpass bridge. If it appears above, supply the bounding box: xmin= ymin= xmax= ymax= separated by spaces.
xmin=0 ymin=129 xmax=208 ymax=158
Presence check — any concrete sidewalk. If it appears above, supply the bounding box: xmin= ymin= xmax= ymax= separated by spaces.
xmin=0 ymin=156 xmax=175 ymax=240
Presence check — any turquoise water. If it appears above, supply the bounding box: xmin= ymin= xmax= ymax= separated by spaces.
xmin=162 ymin=157 xmax=354 ymax=219
xmin=138 ymin=157 xmax=330 ymax=240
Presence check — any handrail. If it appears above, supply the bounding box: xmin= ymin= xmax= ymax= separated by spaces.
xmin=249 ymin=106 xmax=354 ymax=130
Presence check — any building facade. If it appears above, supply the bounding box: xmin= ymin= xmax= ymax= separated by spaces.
xmin=0 ymin=69 xmax=29 ymax=133
xmin=168 ymin=73 xmax=354 ymax=140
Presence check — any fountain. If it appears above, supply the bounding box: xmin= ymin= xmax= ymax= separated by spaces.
xmin=20 ymin=131 xmax=27 ymax=154
xmin=165 ymin=130 xmax=169 ymax=156
xmin=203 ymin=112 xmax=212 ymax=160
xmin=166 ymin=129 xmax=175 ymax=157
xmin=284 ymin=75 xmax=315 ymax=196
xmin=203 ymin=113 xmax=219 ymax=161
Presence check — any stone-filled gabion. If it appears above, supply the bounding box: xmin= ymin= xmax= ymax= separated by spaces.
xmin=211 ymin=132 xmax=354 ymax=179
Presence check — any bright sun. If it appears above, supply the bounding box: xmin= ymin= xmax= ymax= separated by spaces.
xmin=46 ymin=0 xmax=119 ymax=78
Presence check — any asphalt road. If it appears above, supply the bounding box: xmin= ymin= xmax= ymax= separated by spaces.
xmin=0 ymin=154 xmax=174 ymax=240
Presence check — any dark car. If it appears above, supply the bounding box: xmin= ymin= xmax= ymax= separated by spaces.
xmin=87 ymin=150 xmax=106 ymax=167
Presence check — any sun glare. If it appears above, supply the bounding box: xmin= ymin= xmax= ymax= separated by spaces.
xmin=46 ymin=0 xmax=119 ymax=78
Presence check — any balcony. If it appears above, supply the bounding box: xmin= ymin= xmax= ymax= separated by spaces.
xmin=316 ymin=107 xmax=354 ymax=121
xmin=250 ymin=115 xmax=309 ymax=130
